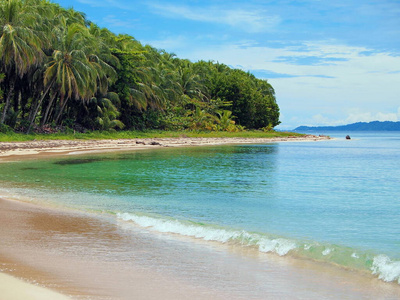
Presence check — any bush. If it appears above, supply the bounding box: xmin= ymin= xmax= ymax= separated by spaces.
xmin=0 ymin=123 xmax=13 ymax=133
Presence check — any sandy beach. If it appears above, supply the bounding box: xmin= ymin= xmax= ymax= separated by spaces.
xmin=0 ymin=135 xmax=329 ymax=160
xmin=0 ymin=135 xmax=327 ymax=300
xmin=3 ymin=135 xmax=400 ymax=299
xmin=0 ymin=273 xmax=70 ymax=300
xmin=0 ymin=199 xmax=400 ymax=300
xmin=0 ymin=197 xmax=231 ymax=299
xmin=2 ymin=195 xmax=400 ymax=300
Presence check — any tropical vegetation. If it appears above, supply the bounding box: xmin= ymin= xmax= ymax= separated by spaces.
xmin=0 ymin=0 xmax=280 ymax=135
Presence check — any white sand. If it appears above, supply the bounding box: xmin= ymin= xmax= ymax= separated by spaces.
xmin=0 ymin=135 xmax=330 ymax=160
xmin=0 ymin=273 xmax=70 ymax=300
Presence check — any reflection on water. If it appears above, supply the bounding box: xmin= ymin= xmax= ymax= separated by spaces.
xmin=0 ymin=145 xmax=279 ymax=229
xmin=1 ymin=135 xmax=400 ymax=286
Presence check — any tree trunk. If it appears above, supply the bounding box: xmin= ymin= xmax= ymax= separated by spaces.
xmin=54 ymin=95 xmax=68 ymax=125
xmin=1 ymin=79 xmax=15 ymax=124
xmin=41 ymin=92 xmax=57 ymax=126
xmin=26 ymin=79 xmax=55 ymax=133
xmin=27 ymin=96 xmax=39 ymax=127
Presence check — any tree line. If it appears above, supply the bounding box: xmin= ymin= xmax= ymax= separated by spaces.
xmin=0 ymin=0 xmax=280 ymax=133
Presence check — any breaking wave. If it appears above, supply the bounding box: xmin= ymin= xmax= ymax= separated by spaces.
xmin=117 ymin=212 xmax=400 ymax=285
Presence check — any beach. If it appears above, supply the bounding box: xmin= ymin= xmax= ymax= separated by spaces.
xmin=0 ymin=135 xmax=328 ymax=159
xmin=0 ymin=272 xmax=70 ymax=300
xmin=0 ymin=197 xmax=230 ymax=299
xmin=2 ymin=195 xmax=400 ymax=299
xmin=0 ymin=135 xmax=325 ymax=300
xmin=2 ymin=135 xmax=400 ymax=299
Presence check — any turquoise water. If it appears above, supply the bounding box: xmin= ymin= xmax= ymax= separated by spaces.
xmin=1 ymin=132 xmax=399 ymax=283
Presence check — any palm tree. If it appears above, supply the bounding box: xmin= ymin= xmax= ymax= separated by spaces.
xmin=216 ymin=110 xmax=235 ymax=131
xmin=87 ymin=23 xmax=118 ymax=97
xmin=26 ymin=8 xmax=118 ymax=131
xmin=112 ymin=41 xmax=167 ymax=113
xmin=0 ymin=0 xmax=45 ymax=124
xmin=42 ymin=22 xmax=98 ymax=124
xmin=83 ymin=92 xmax=124 ymax=130
xmin=182 ymin=104 xmax=217 ymax=131
xmin=0 ymin=73 xmax=5 ymax=105
xmin=175 ymin=60 xmax=209 ymax=102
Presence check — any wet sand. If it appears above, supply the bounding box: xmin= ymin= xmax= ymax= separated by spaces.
xmin=0 ymin=198 xmax=228 ymax=299
xmin=0 ymin=273 xmax=70 ymax=300
xmin=2 ymin=136 xmax=400 ymax=299
xmin=1 ymin=197 xmax=400 ymax=299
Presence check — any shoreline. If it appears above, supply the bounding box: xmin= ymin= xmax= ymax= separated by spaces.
xmin=6 ymin=135 xmax=400 ymax=299
xmin=0 ymin=197 xmax=229 ymax=300
xmin=2 ymin=196 xmax=400 ymax=299
xmin=0 ymin=135 xmax=330 ymax=160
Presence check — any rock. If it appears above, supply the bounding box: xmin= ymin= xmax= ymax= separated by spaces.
xmin=346 ymin=135 xmax=351 ymax=140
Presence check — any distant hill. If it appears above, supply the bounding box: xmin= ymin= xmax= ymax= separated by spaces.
xmin=294 ymin=121 xmax=400 ymax=131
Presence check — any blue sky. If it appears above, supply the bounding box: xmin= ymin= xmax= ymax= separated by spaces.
xmin=55 ymin=0 xmax=400 ymax=129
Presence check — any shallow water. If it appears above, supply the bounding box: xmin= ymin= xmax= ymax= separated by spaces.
xmin=1 ymin=132 xmax=399 ymax=285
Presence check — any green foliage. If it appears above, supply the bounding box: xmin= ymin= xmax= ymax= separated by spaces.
xmin=0 ymin=130 xmax=304 ymax=142
xmin=0 ymin=123 xmax=13 ymax=133
xmin=0 ymin=0 xmax=281 ymax=134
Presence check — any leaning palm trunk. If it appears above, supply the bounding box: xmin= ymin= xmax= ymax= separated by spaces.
xmin=54 ymin=95 xmax=68 ymax=125
xmin=41 ymin=92 xmax=57 ymax=126
xmin=0 ymin=79 xmax=15 ymax=124
xmin=26 ymin=78 xmax=56 ymax=133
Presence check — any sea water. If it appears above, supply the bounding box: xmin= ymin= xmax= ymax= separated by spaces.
xmin=0 ymin=132 xmax=399 ymax=285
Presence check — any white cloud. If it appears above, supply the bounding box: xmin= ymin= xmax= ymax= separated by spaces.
xmin=281 ymin=109 xmax=400 ymax=129
xmin=142 ymin=33 xmax=400 ymax=128
xmin=343 ymin=109 xmax=399 ymax=124
xmin=312 ymin=114 xmax=334 ymax=125
xmin=147 ymin=3 xmax=281 ymax=33
xmin=176 ymin=40 xmax=400 ymax=128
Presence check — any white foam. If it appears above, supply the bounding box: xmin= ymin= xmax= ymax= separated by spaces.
xmin=118 ymin=213 xmax=240 ymax=242
xmin=371 ymin=255 xmax=400 ymax=283
xmin=322 ymin=248 xmax=332 ymax=256
xmin=258 ymin=238 xmax=297 ymax=256
xmin=351 ymin=252 xmax=359 ymax=259
xmin=117 ymin=213 xmax=296 ymax=256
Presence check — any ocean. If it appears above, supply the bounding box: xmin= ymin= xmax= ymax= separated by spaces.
xmin=1 ymin=132 xmax=400 ymax=297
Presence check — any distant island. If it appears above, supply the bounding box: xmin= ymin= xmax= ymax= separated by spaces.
xmin=294 ymin=121 xmax=400 ymax=131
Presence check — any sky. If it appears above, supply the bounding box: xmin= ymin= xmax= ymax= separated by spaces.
xmin=55 ymin=0 xmax=400 ymax=129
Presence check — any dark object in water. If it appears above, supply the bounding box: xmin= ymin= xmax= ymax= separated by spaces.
xmin=54 ymin=158 xmax=102 ymax=165
xmin=346 ymin=135 xmax=351 ymax=140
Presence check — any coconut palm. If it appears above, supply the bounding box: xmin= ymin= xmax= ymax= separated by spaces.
xmin=216 ymin=110 xmax=235 ymax=131
xmin=41 ymin=22 xmax=99 ymax=124
xmin=87 ymin=25 xmax=118 ymax=98
xmin=0 ymin=0 xmax=44 ymax=124
xmin=83 ymin=92 xmax=124 ymax=130
xmin=26 ymin=13 xmax=118 ymax=131
xmin=175 ymin=60 xmax=209 ymax=102
xmin=0 ymin=73 xmax=4 ymax=104
xmin=112 ymin=42 xmax=167 ymax=113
